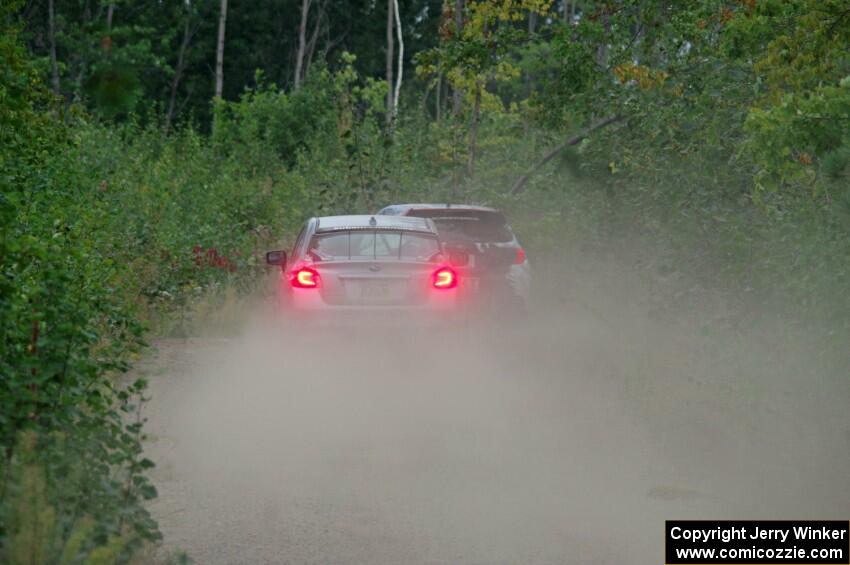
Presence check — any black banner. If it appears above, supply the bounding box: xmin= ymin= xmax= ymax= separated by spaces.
xmin=666 ymin=521 xmax=850 ymax=564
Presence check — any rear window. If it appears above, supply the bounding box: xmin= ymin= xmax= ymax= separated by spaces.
xmin=407 ymin=209 xmax=513 ymax=243
xmin=309 ymin=230 xmax=439 ymax=261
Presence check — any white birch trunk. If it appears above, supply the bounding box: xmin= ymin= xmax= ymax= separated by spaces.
xmin=392 ymin=0 xmax=403 ymax=117
xmin=215 ymin=0 xmax=228 ymax=99
xmin=385 ymin=0 xmax=394 ymax=123
xmin=48 ymin=0 xmax=60 ymax=93
xmin=451 ymin=0 xmax=463 ymax=116
xmin=294 ymin=0 xmax=311 ymax=89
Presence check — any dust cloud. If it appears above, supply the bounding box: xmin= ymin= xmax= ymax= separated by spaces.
xmin=142 ymin=251 xmax=850 ymax=564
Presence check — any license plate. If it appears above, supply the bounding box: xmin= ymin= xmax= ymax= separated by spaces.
xmin=465 ymin=277 xmax=480 ymax=292
xmin=359 ymin=281 xmax=389 ymax=298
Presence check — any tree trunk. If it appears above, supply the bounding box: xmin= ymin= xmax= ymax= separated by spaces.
xmin=392 ymin=0 xmax=403 ymax=118
xmin=435 ymin=72 xmax=442 ymax=121
xmin=451 ymin=0 xmax=463 ymax=116
xmin=166 ymin=19 xmax=193 ymax=132
xmin=385 ymin=0 xmax=394 ymax=124
xmin=48 ymin=0 xmax=60 ymax=94
xmin=524 ymin=10 xmax=537 ymax=98
xmin=294 ymin=0 xmax=311 ymax=89
xmin=304 ymin=0 xmax=326 ymax=81
xmin=22 ymin=1 xmax=42 ymax=28
xmin=467 ymin=82 xmax=481 ymax=176
xmin=320 ymin=28 xmax=346 ymax=65
xmin=596 ymin=8 xmax=610 ymax=69
xmin=106 ymin=3 xmax=114 ymax=30
xmin=215 ymin=0 xmax=228 ymax=99
xmin=509 ymin=115 xmax=621 ymax=195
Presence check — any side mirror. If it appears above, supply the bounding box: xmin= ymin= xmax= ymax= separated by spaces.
xmin=448 ymin=250 xmax=470 ymax=267
xmin=266 ymin=250 xmax=287 ymax=269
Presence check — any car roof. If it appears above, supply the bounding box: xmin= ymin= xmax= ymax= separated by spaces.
xmin=314 ymin=214 xmax=437 ymax=234
xmin=382 ymin=203 xmax=500 ymax=214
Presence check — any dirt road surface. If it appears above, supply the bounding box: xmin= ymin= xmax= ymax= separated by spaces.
xmin=141 ymin=262 xmax=850 ymax=564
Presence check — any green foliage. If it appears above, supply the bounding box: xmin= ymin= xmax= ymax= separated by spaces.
xmin=412 ymin=0 xmax=850 ymax=365
xmin=1 ymin=5 xmax=303 ymax=559
xmin=1 ymin=432 xmax=143 ymax=564
xmin=212 ymin=68 xmax=339 ymax=166
xmin=732 ymin=0 xmax=850 ymax=193
xmin=40 ymin=0 xmax=169 ymax=118
xmin=213 ymin=53 xmax=402 ymax=213
xmin=17 ymin=0 xmax=445 ymax=126
xmin=4 ymin=439 xmax=58 ymax=564
xmin=417 ymin=1 xmax=550 ymax=86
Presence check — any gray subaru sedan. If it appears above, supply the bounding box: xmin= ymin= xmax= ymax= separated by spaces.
xmin=265 ymin=215 xmax=469 ymax=326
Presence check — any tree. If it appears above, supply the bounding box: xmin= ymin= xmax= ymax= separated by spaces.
xmin=47 ymin=0 xmax=59 ymax=93
xmin=16 ymin=0 xmax=445 ymax=127
xmin=727 ymin=0 xmax=850 ymax=192
xmin=510 ymin=115 xmax=621 ymax=194
xmin=417 ymin=0 xmax=552 ymax=174
xmin=385 ymin=0 xmax=394 ymax=122
xmin=295 ymin=0 xmax=311 ymax=89
xmin=392 ymin=0 xmax=403 ymax=117
xmin=451 ymin=0 xmax=464 ymax=116
xmin=166 ymin=8 xmax=201 ymax=132
xmin=27 ymin=0 xmax=165 ymax=117
xmin=215 ymin=0 xmax=228 ymax=100
xmin=303 ymin=0 xmax=329 ymax=83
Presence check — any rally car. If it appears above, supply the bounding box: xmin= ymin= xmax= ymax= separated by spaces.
xmin=377 ymin=204 xmax=530 ymax=313
xmin=265 ymin=214 xmax=471 ymax=325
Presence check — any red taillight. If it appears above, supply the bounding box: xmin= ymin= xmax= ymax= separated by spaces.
xmin=290 ymin=267 xmax=319 ymax=288
xmin=432 ymin=267 xmax=457 ymax=289
xmin=513 ymin=247 xmax=526 ymax=264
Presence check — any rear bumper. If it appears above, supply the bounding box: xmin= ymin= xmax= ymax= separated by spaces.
xmin=277 ymin=288 xmax=465 ymax=328
xmin=507 ymin=263 xmax=531 ymax=302
xmin=281 ymin=308 xmax=466 ymax=329
xmin=459 ymin=265 xmax=531 ymax=313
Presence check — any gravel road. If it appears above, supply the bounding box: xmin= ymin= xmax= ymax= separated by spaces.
xmin=141 ymin=267 xmax=850 ymax=564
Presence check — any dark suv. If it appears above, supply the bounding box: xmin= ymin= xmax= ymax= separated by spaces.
xmin=377 ymin=204 xmax=530 ymax=312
